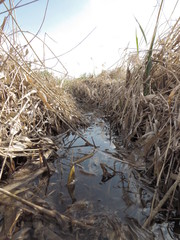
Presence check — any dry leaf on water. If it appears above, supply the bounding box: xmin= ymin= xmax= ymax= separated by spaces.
xmin=67 ymin=165 xmax=75 ymax=185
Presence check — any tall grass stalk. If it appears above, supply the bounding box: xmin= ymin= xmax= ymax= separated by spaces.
xmin=144 ymin=0 xmax=164 ymax=95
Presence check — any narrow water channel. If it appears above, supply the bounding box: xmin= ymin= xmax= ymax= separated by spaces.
xmin=47 ymin=114 xmax=151 ymax=222
xmin=39 ymin=112 xmax=177 ymax=239
xmin=1 ymin=113 xmax=178 ymax=239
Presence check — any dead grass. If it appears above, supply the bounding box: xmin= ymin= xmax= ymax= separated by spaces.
xmin=0 ymin=3 xmax=86 ymax=180
xmin=0 ymin=0 xmax=180 ymax=233
xmin=67 ymin=19 xmax=180 ymax=227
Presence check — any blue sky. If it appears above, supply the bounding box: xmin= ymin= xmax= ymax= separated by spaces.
xmin=15 ymin=0 xmax=88 ymax=32
xmin=0 ymin=0 xmax=179 ymax=77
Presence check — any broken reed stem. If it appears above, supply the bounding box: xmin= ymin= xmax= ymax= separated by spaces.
xmin=0 ymin=135 xmax=14 ymax=180
xmin=143 ymin=168 xmax=180 ymax=228
xmin=0 ymin=187 xmax=70 ymax=226
xmin=0 ymin=155 xmax=8 ymax=180
xmin=73 ymin=150 xmax=95 ymax=165
xmin=0 ymin=187 xmax=94 ymax=229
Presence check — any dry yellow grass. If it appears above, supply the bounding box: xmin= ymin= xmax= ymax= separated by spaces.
xmin=67 ymin=19 xmax=180 ymax=227
xmin=0 ymin=2 xmax=86 ymax=179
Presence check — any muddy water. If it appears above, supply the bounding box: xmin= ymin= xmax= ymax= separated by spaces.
xmin=0 ymin=114 xmax=178 ymax=239
xmin=1 ymin=113 xmax=178 ymax=239
xmin=37 ymin=112 xmax=178 ymax=239
xmin=47 ymin=115 xmax=151 ymax=223
xmin=38 ymin=112 xmax=180 ymax=240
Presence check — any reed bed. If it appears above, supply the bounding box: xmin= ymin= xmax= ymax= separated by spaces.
xmin=67 ymin=19 xmax=180 ymax=227
xmin=0 ymin=6 xmax=85 ymax=180
xmin=0 ymin=0 xmax=179 ymax=235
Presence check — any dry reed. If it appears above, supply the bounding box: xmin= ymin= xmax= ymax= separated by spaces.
xmin=67 ymin=19 xmax=180 ymax=227
xmin=0 ymin=1 xmax=85 ymax=179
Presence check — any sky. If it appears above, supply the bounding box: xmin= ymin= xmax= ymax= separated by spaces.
xmin=0 ymin=0 xmax=179 ymax=77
